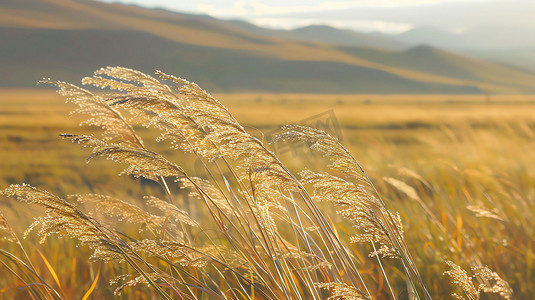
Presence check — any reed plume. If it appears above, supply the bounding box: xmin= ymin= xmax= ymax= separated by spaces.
xmin=2 ymin=184 xmax=127 ymax=262
xmin=0 ymin=211 xmax=16 ymax=243
xmin=444 ymin=261 xmax=514 ymax=300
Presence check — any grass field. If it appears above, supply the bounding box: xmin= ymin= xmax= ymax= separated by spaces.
xmin=1 ymin=87 xmax=534 ymax=299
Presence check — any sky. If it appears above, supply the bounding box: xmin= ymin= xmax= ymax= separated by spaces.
xmin=98 ymin=0 xmax=534 ymax=34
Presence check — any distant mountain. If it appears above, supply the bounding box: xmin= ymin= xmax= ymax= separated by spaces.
xmin=220 ymin=22 xmax=410 ymax=51
xmin=376 ymin=27 xmax=535 ymax=72
xmin=2 ymin=27 xmax=465 ymax=93
xmin=340 ymin=45 xmax=535 ymax=90
xmin=2 ymin=0 xmax=535 ymax=93
xmin=285 ymin=25 xmax=409 ymax=51
xmin=384 ymin=28 xmax=462 ymax=51
xmin=385 ymin=26 xmax=535 ymax=52
xmin=464 ymin=48 xmax=535 ymax=73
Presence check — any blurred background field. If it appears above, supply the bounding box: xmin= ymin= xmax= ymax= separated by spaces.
xmin=1 ymin=88 xmax=534 ymax=297
xmin=3 ymin=89 xmax=535 ymax=196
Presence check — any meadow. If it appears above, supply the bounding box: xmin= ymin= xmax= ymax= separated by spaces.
xmin=0 ymin=80 xmax=534 ymax=299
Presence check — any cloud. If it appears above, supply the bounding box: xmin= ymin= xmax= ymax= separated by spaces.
xmin=250 ymin=17 xmax=413 ymax=33
xmin=196 ymin=0 xmax=487 ymax=18
xmin=197 ymin=0 xmax=457 ymax=33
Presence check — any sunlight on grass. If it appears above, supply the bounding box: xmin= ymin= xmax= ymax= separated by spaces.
xmin=0 ymin=75 xmax=533 ymax=299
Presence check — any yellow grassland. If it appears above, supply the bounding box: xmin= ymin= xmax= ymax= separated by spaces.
xmin=0 ymin=89 xmax=534 ymax=298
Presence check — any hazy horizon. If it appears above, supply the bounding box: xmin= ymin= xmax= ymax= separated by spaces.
xmin=97 ymin=0 xmax=535 ymax=34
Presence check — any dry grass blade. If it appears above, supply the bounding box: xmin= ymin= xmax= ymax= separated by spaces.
xmin=36 ymin=249 xmax=70 ymax=299
xmin=81 ymin=264 xmax=100 ymax=300
xmin=1 ymin=184 xmax=127 ymax=263
xmin=0 ymin=249 xmax=62 ymax=300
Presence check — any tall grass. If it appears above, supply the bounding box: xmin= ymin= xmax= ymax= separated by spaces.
xmin=0 ymin=67 xmax=519 ymax=299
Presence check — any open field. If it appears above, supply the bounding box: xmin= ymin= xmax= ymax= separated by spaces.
xmin=1 ymin=88 xmax=534 ymax=299
xmin=2 ymin=89 xmax=534 ymax=195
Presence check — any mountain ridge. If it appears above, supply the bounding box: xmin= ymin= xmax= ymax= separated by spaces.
xmin=2 ymin=0 xmax=534 ymax=93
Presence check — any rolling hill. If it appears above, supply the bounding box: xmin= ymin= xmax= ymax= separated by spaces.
xmin=2 ymin=0 xmax=535 ymax=93
xmin=375 ymin=27 xmax=535 ymax=73
xmin=340 ymin=45 xmax=535 ymax=91
xmin=3 ymin=27 xmax=466 ymax=93
xmin=226 ymin=22 xmax=410 ymax=51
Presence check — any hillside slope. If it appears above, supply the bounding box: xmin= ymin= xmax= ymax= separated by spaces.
xmin=2 ymin=0 xmax=535 ymax=93
xmin=340 ymin=45 xmax=535 ymax=90
xmin=1 ymin=27 xmax=480 ymax=93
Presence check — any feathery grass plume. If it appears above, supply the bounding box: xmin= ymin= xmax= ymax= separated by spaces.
xmin=179 ymin=177 xmax=233 ymax=215
xmin=3 ymin=185 xmax=177 ymax=299
xmin=272 ymin=125 xmax=368 ymax=181
xmin=92 ymin=67 xmax=168 ymax=90
xmin=86 ymin=68 xmax=220 ymax=157
xmin=70 ymin=68 xmax=333 ymax=298
xmin=394 ymin=166 xmax=433 ymax=191
xmin=0 ymin=210 xmax=16 ymax=242
xmin=315 ymin=282 xmax=370 ymax=300
xmin=132 ymin=239 xmax=216 ymax=268
xmin=443 ymin=261 xmax=513 ymax=300
xmin=145 ymin=196 xmax=199 ymax=227
xmin=275 ymin=125 xmax=430 ymax=298
xmin=444 ymin=261 xmax=480 ymax=300
xmin=384 ymin=177 xmax=421 ymax=202
xmin=90 ymin=67 xmax=300 ymax=195
xmin=1 ymin=184 xmax=127 ymax=262
xmin=300 ymin=170 xmax=379 ymax=211
xmin=72 ymin=194 xmax=165 ymax=231
xmin=472 ymin=265 xmax=514 ymax=299
xmin=63 ymin=133 xmax=185 ymax=181
xmin=466 ymin=205 xmax=505 ymax=221
xmin=89 ymin=67 xmax=222 ymax=159
xmin=39 ymin=79 xmax=144 ymax=148
xmin=107 ymin=89 xmax=220 ymax=159
xmin=60 ymin=134 xmax=106 ymax=149
xmin=300 ymin=170 xmax=401 ymax=258
xmin=111 ymin=271 xmax=176 ymax=296
xmin=88 ymin=145 xmax=185 ymax=181
xmin=47 ymin=74 xmax=180 ymax=198
xmin=156 ymin=70 xmax=299 ymax=190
